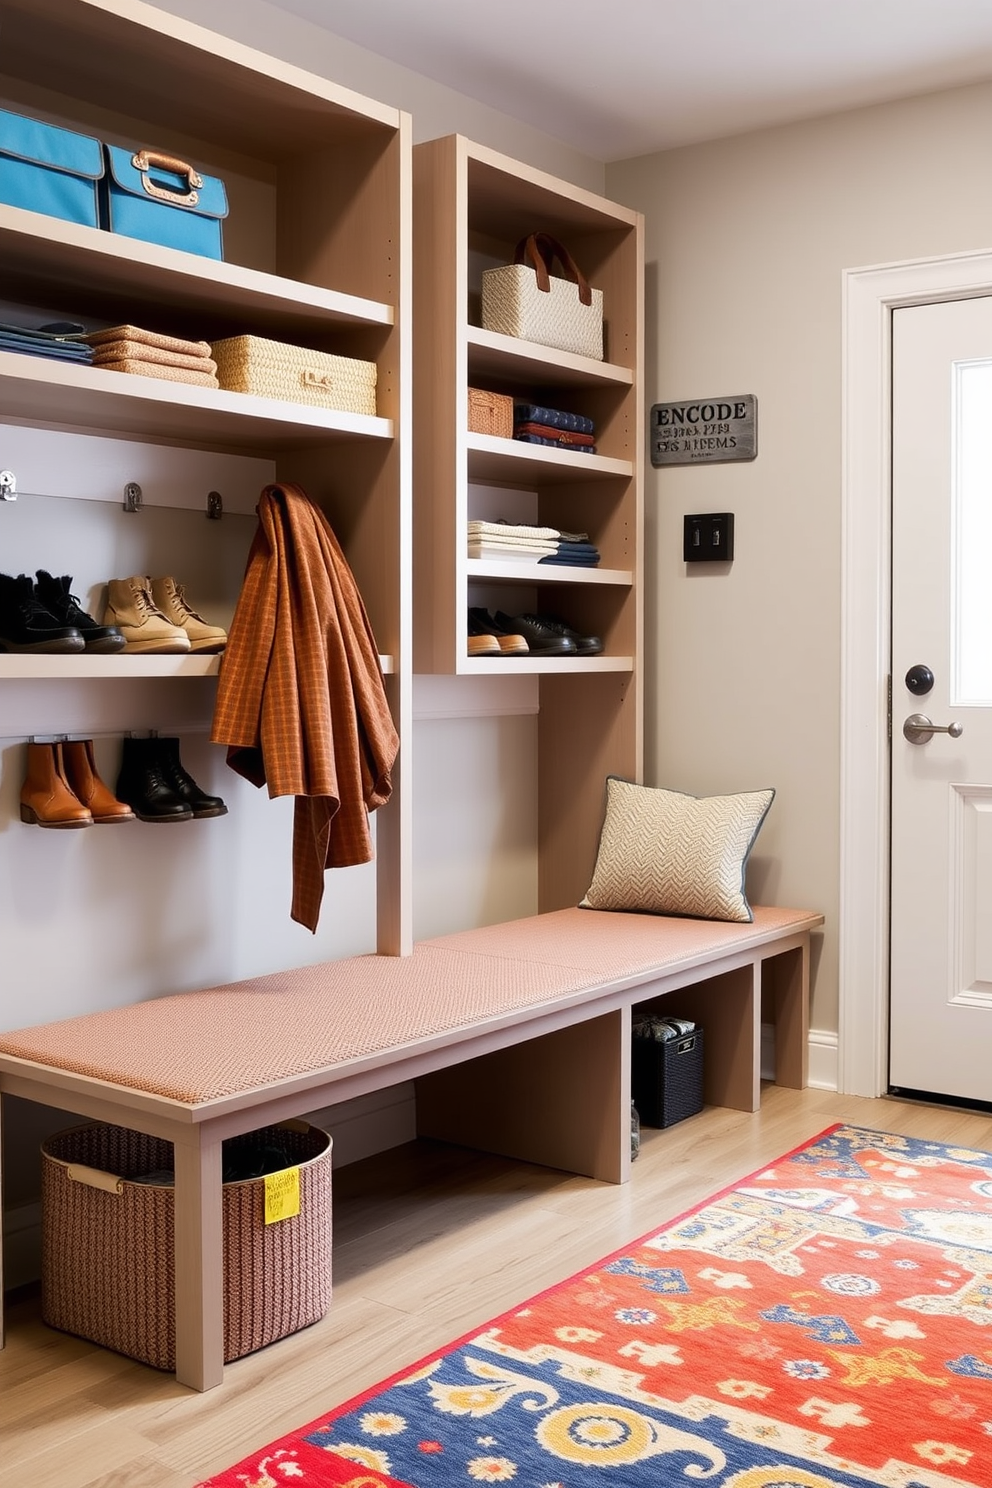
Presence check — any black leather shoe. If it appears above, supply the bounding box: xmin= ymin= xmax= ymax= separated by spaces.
xmin=35 ymin=571 xmax=126 ymax=654
xmin=156 ymin=736 xmax=228 ymax=818
xmin=524 ymin=612 xmax=603 ymax=655
xmin=493 ymin=610 xmax=578 ymax=656
xmin=468 ymin=607 xmax=528 ymax=654
xmin=0 ymin=572 xmax=84 ymax=653
xmin=115 ymin=737 xmax=193 ymax=822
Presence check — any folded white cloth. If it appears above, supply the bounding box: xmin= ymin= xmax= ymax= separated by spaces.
xmin=468 ymin=540 xmax=558 ymax=561
xmin=467 ymin=520 xmax=560 ymax=540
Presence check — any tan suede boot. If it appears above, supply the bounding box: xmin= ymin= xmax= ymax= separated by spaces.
xmin=20 ymin=741 xmax=93 ymax=828
xmin=150 ymin=577 xmax=227 ymax=653
xmin=103 ymin=576 xmax=190 ymax=654
xmin=61 ymin=739 xmax=135 ymax=823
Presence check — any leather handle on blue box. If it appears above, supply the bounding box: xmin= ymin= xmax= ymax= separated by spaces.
xmin=131 ymin=148 xmax=203 ymax=208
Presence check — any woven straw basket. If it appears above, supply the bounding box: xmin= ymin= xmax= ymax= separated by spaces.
xmin=468 ymin=387 xmax=512 ymax=438
xmin=211 ymin=334 xmax=376 ymax=415
xmin=41 ymin=1120 xmax=332 ymax=1371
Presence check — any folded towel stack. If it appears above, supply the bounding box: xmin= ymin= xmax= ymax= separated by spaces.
xmin=467 ymin=519 xmax=560 ymax=562
xmin=83 ymin=325 xmax=219 ymax=388
xmin=468 ymin=519 xmax=600 ymax=567
xmin=513 ymin=401 xmax=596 ymax=454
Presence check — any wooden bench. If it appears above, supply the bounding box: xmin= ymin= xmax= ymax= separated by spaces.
xmin=0 ymin=904 xmax=821 ymax=1392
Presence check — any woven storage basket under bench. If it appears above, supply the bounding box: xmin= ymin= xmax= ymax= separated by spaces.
xmin=42 ymin=1119 xmax=332 ymax=1370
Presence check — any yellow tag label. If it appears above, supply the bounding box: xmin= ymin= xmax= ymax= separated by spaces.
xmin=264 ymin=1166 xmax=300 ymax=1224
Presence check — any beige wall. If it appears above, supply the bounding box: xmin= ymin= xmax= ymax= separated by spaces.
xmin=608 ymin=80 xmax=992 ymax=1033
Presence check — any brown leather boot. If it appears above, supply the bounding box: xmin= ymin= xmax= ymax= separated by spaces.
xmin=61 ymin=739 xmax=135 ymax=823
xmin=20 ymin=741 xmax=93 ymax=828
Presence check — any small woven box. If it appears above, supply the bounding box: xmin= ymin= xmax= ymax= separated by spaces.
xmin=631 ymin=1027 xmax=705 ymax=1128
xmin=211 ymin=334 xmax=376 ymax=415
xmin=468 ymin=387 xmax=513 ymax=438
xmin=41 ymin=1120 xmax=332 ymax=1370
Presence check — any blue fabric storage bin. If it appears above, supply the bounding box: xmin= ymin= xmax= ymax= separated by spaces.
xmin=0 ymin=107 xmax=103 ymax=228
xmin=100 ymin=145 xmax=228 ymax=260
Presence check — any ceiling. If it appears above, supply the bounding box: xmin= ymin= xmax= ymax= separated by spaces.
xmin=267 ymin=0 xmax=992 ymax=160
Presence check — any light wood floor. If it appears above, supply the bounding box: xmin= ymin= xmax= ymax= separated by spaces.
xmin=4 ymin=1084 xmax=992 ymax=1487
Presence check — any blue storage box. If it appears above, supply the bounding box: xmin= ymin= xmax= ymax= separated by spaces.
xmin=0 ymin=107 xmax=104 ymax=228
xmin=100 ymin=145 xmax=228 ymax=260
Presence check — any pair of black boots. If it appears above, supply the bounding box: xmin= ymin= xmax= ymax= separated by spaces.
xmin=116 ymin=736 xmax=227 ymax=823
xmin=0 ymin=571 xmax=124 ymax=653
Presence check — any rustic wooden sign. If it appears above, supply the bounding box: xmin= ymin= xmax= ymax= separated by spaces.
xmin=651 ymin=395 xmax=757 ymax=466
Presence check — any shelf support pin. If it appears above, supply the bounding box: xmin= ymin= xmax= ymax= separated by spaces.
xmin=206 ymin=490 xmax=223 ymax=520
xmin=0 ymin=470 xmax=17 ymax=502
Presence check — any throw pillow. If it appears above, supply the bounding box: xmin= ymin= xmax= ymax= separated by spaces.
xmin=580 ymin=777 xmax=775 ymax=923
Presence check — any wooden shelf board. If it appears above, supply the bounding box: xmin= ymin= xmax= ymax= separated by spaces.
xmin=0 ymin=352 xmax=393 ymax=451
xmin=0 ymin=653 xmax=394 ymax=679
xmin=0 ymin=207 xmax=394 ymax=337
xmin=466 ymin=433 xmax=632 ymax=485
xmin=457 ymin=655 xmax=633 ymax=676
xmin=466 ymin=559 xmax=632 ymax=587
xmin=466 ymin=327 xmax=632 ymax=389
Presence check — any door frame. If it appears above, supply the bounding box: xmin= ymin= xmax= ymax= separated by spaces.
xmin=841 ymin=247 xmax=992 ymax=1096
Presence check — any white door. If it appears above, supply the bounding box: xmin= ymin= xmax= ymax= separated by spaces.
xmin=890 ymin=296 xmax=992 ymax=1102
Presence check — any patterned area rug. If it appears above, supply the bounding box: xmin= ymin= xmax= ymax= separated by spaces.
xmin=199 ymin=1124 xmax=992 ymax=1488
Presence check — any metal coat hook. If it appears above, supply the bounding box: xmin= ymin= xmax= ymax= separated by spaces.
xmin=206 ymin=490 xmax=223 ymax=519
xmin=123 ymin=481 xmax=143 ymax=513
xmin=0 ymin=469 xmax=17 ymax=502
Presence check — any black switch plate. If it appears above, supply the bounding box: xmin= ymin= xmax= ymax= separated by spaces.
xmin=683 ymin=512 xmax=734 ymax=562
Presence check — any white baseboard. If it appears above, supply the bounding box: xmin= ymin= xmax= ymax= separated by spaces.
xmin=808 ymin=1027 xmax=840 ymax=1091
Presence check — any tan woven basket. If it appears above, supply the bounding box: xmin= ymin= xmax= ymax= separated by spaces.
xmin=468 ymin=387 xmax=513 ymax=438
xmin=211 ymin=334 xmax=377 ymax=415
xmin=41 ymin=1120 xmax=332 ymax=1371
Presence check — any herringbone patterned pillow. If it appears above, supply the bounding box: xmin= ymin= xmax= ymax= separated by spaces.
xmin=580 ymin=777 xmax=775 ymax=922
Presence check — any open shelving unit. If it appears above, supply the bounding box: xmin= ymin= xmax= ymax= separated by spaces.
xmin=0 ymin=0 xmax=412 ymax=952
xmin=413 ymin=134 xmax=644 ymax=911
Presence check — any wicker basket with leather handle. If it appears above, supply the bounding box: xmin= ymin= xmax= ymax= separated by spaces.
xmin=481 ymin=232 xmax=604 ymax=361
xmin=41 ymin=1120 xmax=332 ymax=1370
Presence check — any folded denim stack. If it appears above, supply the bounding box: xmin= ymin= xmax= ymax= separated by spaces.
xmin=83 ymin=324 xmax=219 ymax=387
xmin=513 ymin=402 xmax=596 ymax=454
xmin=0 ymin=320 xmax=93 ymax=365
xmin=467 ymin=519 xmax=559 ymax=562
xmin=539 ymin=530 xmax=601 ymax=567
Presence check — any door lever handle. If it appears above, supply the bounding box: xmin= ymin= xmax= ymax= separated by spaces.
xmin=903 ymin=712 xmax=964 ymax=745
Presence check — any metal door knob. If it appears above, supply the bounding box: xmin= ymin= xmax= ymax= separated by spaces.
xmin=903 ymin=713 xmax=964 ymax=745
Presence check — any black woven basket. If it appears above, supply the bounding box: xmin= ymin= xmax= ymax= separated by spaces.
xmin=631 ymin=1027 xmax=704 ymax=1128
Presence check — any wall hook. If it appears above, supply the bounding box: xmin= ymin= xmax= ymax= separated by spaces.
xmin=206 ymin=490 xmax=223 ymax=520
xmin=123 ymin=481 xmax=143 ymax=513
xmin=0 ymin=469 xmax=17 ymax=502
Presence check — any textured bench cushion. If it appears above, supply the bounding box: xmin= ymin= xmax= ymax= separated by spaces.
xmin=0 ymin=906 xmax=812 ymax=1105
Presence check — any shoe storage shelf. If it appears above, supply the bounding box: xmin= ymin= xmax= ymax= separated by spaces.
xmin=0 ymin=0 xmax=412 ymax=953
xmin=413 ymin=135 xmax=643 ymax=911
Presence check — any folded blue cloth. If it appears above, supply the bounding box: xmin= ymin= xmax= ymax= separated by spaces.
xmin=513 ymin=402 xmax=594 ymax=435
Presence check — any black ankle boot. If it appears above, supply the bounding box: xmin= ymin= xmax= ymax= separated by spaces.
xmin=115 ymin=737 xmax=193 ymax=822
xmin=34 ymin=571 xmax=125 ymax=654
xmin=156 ymin=736 xmax=228 ymax=818
xmin=0 ymin=572 xmax=84 ymax=653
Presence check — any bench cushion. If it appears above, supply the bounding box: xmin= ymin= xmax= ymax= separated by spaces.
xmin=0 ymin=906 xmax=814 ymax=1105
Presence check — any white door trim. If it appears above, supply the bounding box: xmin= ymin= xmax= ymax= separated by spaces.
xmin=841 ymin=248 xmax=992 ymax=1096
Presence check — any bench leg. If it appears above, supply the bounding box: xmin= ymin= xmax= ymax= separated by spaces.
xmin=416 ymin=1009 xmax=631 ymax=1184
xmin=664 ymin=964 xmax=761 ymax=1112
xmin=763 ymin=940 xmax=810 ymax=1090
xmin=173 ymin=1130 xmax=225 ymax=1391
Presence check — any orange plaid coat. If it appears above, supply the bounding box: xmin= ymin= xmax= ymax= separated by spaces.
xmin=211 ymin=482 xmax=398 ymax=932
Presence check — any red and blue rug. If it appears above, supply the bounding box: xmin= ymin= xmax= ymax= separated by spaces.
xmin=199 ymin=1124 xmax=992 ymax=1487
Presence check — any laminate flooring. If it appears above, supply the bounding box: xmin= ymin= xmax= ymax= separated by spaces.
xmin=3 ymin=1085 xmax=991 ymax=1487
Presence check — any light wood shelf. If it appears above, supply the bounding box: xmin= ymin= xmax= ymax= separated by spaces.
xmin=413 ymin=134 xmax=643 ymax=911
xmin=0 ymin=0 xmax=413 ymax=954
xmin=0 ymin=352 xmax=393 ymax=452
xmin=0 ymin=654 xmax=394 ymax=678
